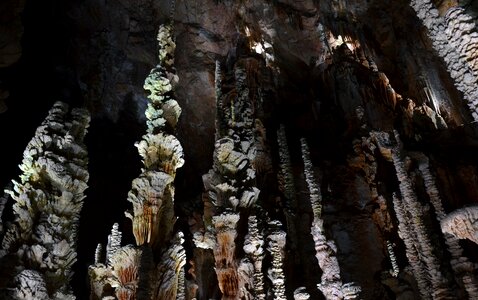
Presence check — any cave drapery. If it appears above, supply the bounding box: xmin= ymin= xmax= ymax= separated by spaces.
xmin=1 ymin=0 xmax=478 ymax=299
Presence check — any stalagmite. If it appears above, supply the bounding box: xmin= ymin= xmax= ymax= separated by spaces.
xmin=414 ymin=153 xmax=478 ymax=298
xmin=301 ymin=138 xmax=360 ymax=299
xmin=200 ymin=56 xmax=266 ymax=299
xmin=110 ymin=246 xmax=141 ymax=300
xmin=276 ymin=125 xmax=299 ymax=256
xmin=372 ymin=131 xmax=452 ymax=299
xmin=0 ymin=192 xmax=7 ymax=236
xmin=89 ymin=21 xmax=186 ymax=300
xmin=391 ymin=193 xmax=430 ymax=299
xmin=213 ymin=212 xmax=240 ymax=299
xmin=153 ymin=232 xmax=187 ymax=300
xmin=0 ymin=101 xmax=90 ymax=299
xmin=266 ymin=221 xmax=287 ymax=300
xmin=106 ymin=223 xmax=122 ymax=266
xmin=386 ymin=241 xmax=399 ymax=277
xmin=243 ymin=215 xmax=265 ymax=300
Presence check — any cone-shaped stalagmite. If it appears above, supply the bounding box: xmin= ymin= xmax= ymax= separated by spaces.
xmin=0 ymin=102 xmax=90 ymax=299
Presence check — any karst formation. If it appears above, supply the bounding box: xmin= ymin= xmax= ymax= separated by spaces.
xmin=1 ymin=0 xmax=478 ymax=299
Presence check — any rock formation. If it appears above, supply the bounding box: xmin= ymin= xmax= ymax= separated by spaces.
xmin=88 ymin=20 xmax=186 ymax=300
xmin=0 ymin=101 xmax=90 ymax=299
xmin=1 ymin=0 xmax=478 ymax=299
xmin=442 ymin=206 xmax=478 ymax=245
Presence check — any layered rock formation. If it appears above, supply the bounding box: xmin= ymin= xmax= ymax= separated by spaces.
xmin=88 ymin=21 xmax=187 ymax=300
xmin=0 ymin=0 xmax=478 ymax=299
xmin=0 ymin=102 xmax=90 ymax=299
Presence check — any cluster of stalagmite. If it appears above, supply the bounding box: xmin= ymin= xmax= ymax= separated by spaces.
xmin=300 ymin=138 xmax=361 ymax=300
xmin=0 ymin=101 xmax=90 ymax=299
xmin=413 ymin=153 xmax=478 ymax=297
xmin=88 ymin=22 xmax=186 ymax=300
xmin=193 ymin=45 xmax=291 ymax=298
xmin=409 ymin=1 xmax=478 ymax=121
xmin=372 ymin=131 xmax=453 ymax=299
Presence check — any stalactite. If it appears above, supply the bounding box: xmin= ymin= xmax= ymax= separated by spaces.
xmin=266 ymin=220 xmax=287 ymax=300
xmin=413 ymin=153 xmax=478 ymax=298
xmin=0 ymin=101 xmax=90 ymax=299
xmin=372 ymin=131 xmax=453 ymax=299
xmin=409 ymin=0 xmax=478 ymax=121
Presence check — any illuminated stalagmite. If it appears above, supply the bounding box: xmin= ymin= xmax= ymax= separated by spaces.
xmin=88 ymin=22 xmax=185 ymax=300
xmin=0 ymin=102 xmax=90 ymax=299
xmin=199 ymin=59 xmax=263 ymax=299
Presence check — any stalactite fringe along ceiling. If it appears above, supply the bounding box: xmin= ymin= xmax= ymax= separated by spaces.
xmin=0 ymin=0 xmax=478 ymax=299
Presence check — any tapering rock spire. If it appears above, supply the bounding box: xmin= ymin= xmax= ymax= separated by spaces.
xmin=0 ymin=101 xmax=90 ymax=299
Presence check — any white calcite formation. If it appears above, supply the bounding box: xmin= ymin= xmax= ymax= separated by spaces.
xmin=0 ymin=101 xmax=90 ymax=300
xmin=152 ymin=232 xmax=187 ymax=299
xmin=89 ymin=22 xmax=186 ymax=300
xmin=301 ymin=138 xmax=360 ymax=300
xmin=199 ymin=59 xmax=267 ymax=299
xmin=294 ymin=287 xmax=310 ymax=300
xmin=126 ymin=22 xmax=184 ymax=249
xmin=372 ymin=131 xmax=453 ymax=300
xmin=441 ymin=206 xmax=478 ymax=246
xmin=110 ymin=246 xmax=141 ymax=300
xmin=386 ymin=241 xmax=399 ymax=278
xmin=409 ymin=1 xmax=478 ymax=121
